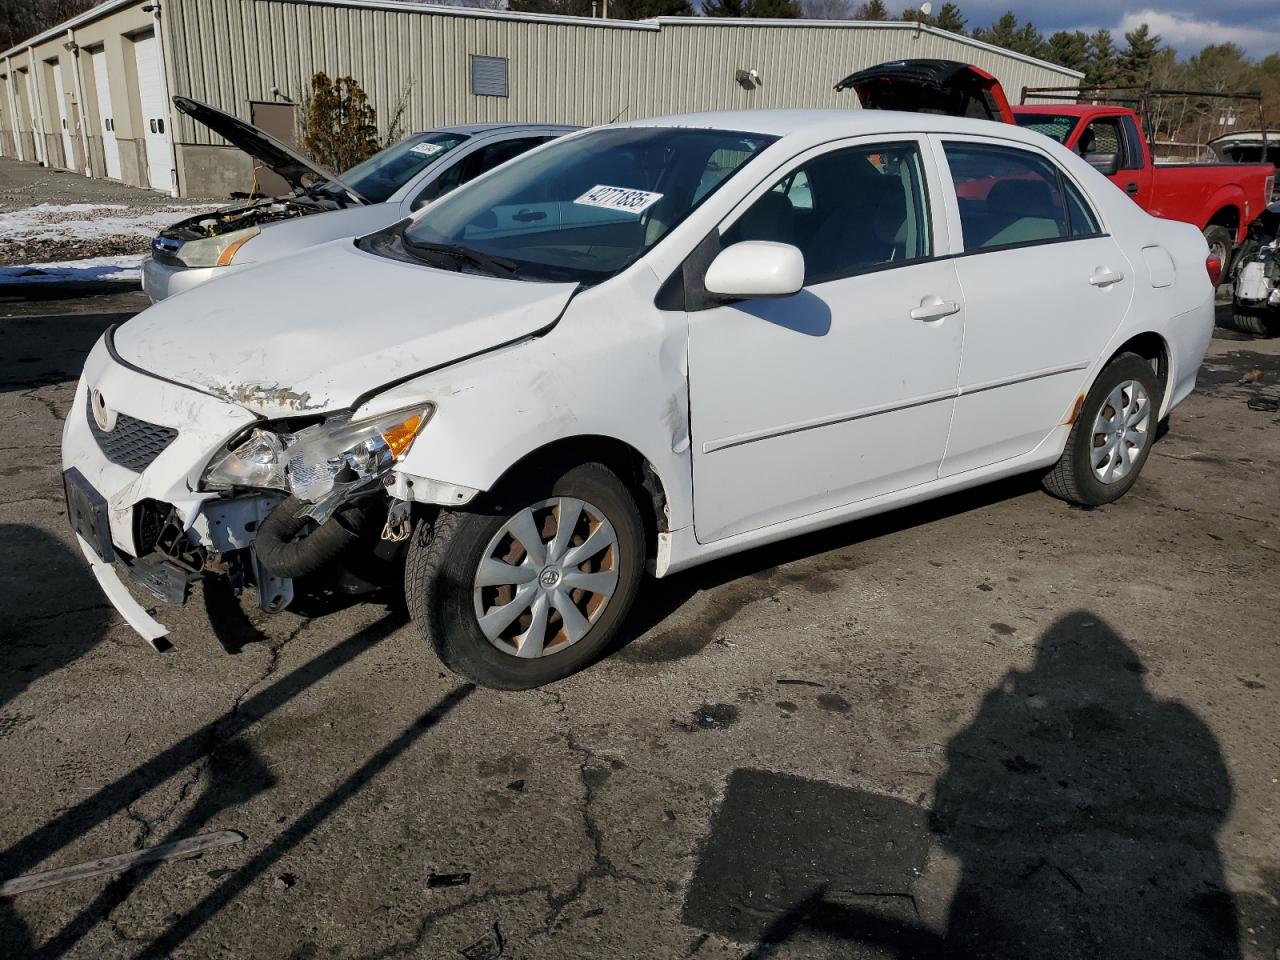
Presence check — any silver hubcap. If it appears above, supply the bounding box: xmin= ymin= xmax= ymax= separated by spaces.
xmin=1091 ymin=379 xmax=1151 ymax=484
xmin=472 ymin=497 xmax=620 ymax=659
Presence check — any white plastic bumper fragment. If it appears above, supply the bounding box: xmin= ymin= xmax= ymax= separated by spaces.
xmin=74 ymin=533 xmax=170 ymax=648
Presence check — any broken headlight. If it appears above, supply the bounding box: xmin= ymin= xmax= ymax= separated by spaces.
xmin=202 ymin=406 xmax=433 ymax=518
xmin=175 ymin=226 xmax=260 ymax=268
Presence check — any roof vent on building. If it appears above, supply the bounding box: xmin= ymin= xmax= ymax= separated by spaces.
xmin=471 ymin=55 xmax=509 ymax=98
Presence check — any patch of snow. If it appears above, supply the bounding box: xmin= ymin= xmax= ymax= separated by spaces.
xmin=0 ymin=254 xmax=144 ymax=285
xmin=0 ymin=202 xmax=216 ymax=243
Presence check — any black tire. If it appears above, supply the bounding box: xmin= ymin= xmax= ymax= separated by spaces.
xmin=1203 ymin=225 xmax=1234 ymax=281
xmin=1232 ymin=305 xmax=1274 ymax=336
xmin=1042 ymin=353 xmax=1162 ymax=506
xmin=404 ymin=462 xmax=645 ymax=690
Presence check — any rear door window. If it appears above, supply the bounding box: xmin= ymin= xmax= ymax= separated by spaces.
xmin=943 ymin=142 xmax=1074 ymax=251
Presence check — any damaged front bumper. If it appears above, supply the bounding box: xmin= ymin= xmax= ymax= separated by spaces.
xmin=61 ymin=332 xmax=294 ymax=644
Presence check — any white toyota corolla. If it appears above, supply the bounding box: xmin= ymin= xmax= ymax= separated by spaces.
xmin=63 ymin=108 xmax=1216 ymax=688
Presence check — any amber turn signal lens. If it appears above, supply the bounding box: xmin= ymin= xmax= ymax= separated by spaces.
xmin=216 ymin=234 xmax=255 ymax=266
xmin=381 ymin=414 xmax=424 ymax=458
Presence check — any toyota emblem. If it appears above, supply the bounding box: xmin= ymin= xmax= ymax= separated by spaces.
xmin=90 ymin=388 xmax=117 ymax=432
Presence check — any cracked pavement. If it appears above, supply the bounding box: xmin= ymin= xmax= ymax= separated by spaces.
xmin=0 ymin=290 xmax=1277 ymax=959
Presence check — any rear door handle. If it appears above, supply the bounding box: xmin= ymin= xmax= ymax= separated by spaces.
xmin=1089 ymin=268 xmax=1125 ymax=288
xmin=910 ymin=297 xmax=961 ymax=322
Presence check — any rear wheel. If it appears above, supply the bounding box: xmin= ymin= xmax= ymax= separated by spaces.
xmin=1232 ymin=305 xmax=1275 ymax=336
xmin=1042 ymin=353 xmax=1161 ymax=506
xmin=405 ymin=462 xmax=645 ymax=689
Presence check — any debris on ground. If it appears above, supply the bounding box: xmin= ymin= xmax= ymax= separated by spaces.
xmin=1247 ymin=395 xmax=1280 ymax=412
xmin=427 ymin=871 xmax=472 ymax=889
xmin=0 ymin=830 xmax=246 ymax=897
xmin=459 ymin=921 xmax=504 ymax=959
xmin=273 ymin=872 xmax=297 ymax=890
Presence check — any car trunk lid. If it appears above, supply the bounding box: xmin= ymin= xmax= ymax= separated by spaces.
xmin=835 ymin=59 xmax=1015 ymax=124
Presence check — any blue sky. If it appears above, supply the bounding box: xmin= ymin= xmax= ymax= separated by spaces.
xmin=948 ymin=1 xmax=1279 ymax=59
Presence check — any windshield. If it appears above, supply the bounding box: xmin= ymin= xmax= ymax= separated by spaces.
xmin=401 ymin=126 xmax=776 ymax=284
xmin=1014 ymin=113 xmax=1078 ymax=145
xmin=326 ymin=132 xmax=469 ymax=204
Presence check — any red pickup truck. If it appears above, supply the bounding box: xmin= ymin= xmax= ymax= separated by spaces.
xmin=836 ymin=61 xmax=1275 ymax=268
xmin=1011 ymin=104 xmax=1274 ymax=267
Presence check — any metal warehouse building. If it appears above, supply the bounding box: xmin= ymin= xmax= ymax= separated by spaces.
xmin=0 ymin=0 xmax=1081 ymax=198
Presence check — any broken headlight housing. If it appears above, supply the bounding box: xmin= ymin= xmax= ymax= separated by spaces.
xmin=203 ymin=405 xmax=433 ymax=519
xmin=175 ymin=226 xmax=260 ymax=268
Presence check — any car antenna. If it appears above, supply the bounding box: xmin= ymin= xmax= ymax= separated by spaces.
xmin=607 ymin=104 xmax=629 ymax=124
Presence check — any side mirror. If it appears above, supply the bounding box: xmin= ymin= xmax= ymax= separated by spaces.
xmin=1084 ymin=152 xmax=1120 ymax=176
xmin=704 ymin=241 xmax=805 ymax=300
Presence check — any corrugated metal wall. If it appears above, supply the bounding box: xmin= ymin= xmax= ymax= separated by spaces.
xmin=165 ymin=0 xmax=1079 ymax=146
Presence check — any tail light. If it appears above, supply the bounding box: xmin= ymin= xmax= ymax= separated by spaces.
xmin=1206 ymin=254 xmax=1223 ymax=287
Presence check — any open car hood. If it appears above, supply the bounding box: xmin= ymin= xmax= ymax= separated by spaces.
xmin=172 ymin=95 xmax=361 ymax=198
xmin=835 ymin=59 xmax=1015 ymax=124
xmin=112 ymin=241 xmax=577 ymax=418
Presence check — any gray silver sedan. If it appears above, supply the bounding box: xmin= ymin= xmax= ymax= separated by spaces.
xmin=143 ymin=98 xmax=574 ymax=300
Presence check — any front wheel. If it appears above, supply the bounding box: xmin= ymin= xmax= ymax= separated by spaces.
xmin=1042 ymin=353 xmax=1161 ymax=506
xmin=405 ymin=462 xmax=645 ymax=689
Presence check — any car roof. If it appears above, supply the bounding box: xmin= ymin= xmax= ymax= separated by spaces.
xmin=617 ymin=108 xmax=1053 ymax=146
xmin=428 ymin=122 xmax=580 ymax=136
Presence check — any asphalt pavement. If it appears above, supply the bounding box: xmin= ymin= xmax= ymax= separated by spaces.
xmin=0 ymin=290 xmax=1277 ymax=959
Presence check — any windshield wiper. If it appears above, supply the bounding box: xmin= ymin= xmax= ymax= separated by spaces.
xmin=401 ymin=234 xmax=519 ymax=276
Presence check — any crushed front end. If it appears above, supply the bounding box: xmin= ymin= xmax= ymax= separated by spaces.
xmin=61 ymin=329 xmax=425 ymax=647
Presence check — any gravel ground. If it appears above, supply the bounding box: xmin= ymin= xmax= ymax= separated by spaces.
xmin=0 ymin=158 xmax=218 ymax=266
xmin=0 ymin=291 xmax=1276 ymax=959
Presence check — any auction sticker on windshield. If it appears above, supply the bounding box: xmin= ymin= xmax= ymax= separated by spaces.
xmin=574 ymin=185 xmax=663 ymax=214
xmin=410 ymin=142 xmax=447 ymax=157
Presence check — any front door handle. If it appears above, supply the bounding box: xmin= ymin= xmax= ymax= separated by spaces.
xmin=1125 ymin=182 xmax=1139 ymax=196
xmin=1089 ymin=268 xmax=1125 ymax=288
xmin=910 ymin=296 xmax=961 ymax=322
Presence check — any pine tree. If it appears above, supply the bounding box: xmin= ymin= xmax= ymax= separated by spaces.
xmin=611 ymin=0 xmax=693 ymax=16
xmin=932 ymin=2 xmax=965 ymax=33
xmin=1045 ymin=30 xmax=1091 ymax=75
xmin=853 ymin=0 xmax=890 ymax=19
xmin=704 ymin=0 xmax=799 ymax=16
xmin=1085 ymin=29 xmax=1117 ymax=87
xmin=1117 ymin=24 xmax=1162 ymax=87
xmin=972 ymin=12 xmax=1044 ymax=59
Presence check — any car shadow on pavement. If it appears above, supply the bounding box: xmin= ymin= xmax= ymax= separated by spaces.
xmin=0 ymin=611 xmax=415 ymax=957
xmin=683 ymin=612 xmax=1243 ymax=959
xmin=0 ymin=524 xmax=113 ymax=957
xmin=613 ymin=473 xmax=1045 ymax=664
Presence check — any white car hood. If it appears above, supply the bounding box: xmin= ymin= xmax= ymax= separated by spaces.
xmin=113 ymin=241 xmax=577 ymax=418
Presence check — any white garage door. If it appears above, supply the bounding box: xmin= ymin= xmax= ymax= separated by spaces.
xmin=51 ymin=61 xmax=75 ymax=170
xmin=131 ymin=31 xmax=171 ymax=192
xmin=90 ymin=47 xmax=121 ymax=180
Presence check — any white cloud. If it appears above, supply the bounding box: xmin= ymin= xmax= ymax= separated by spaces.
xmin=1111 ymin=9 xmax=1280 ymax=57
